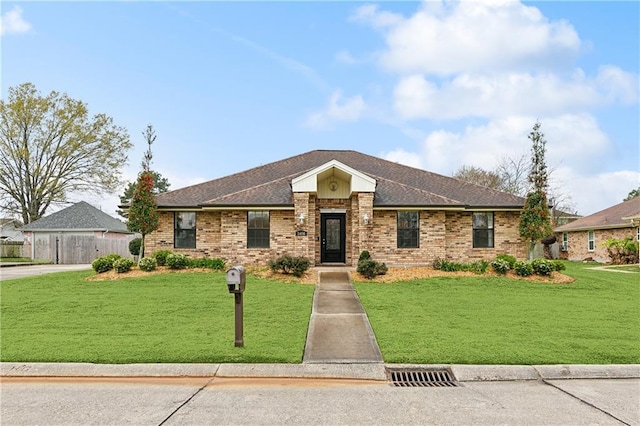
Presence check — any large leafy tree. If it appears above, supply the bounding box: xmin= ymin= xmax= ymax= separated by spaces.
xmin=452 ymin=165 xmax=504 ymax=190
xmin=117 ymin=171 xmax=170 ymax=218
xmin=126 ymin=125 xmax=160 ymax=258
xmin=0 ymin=83 xmax=131 ymax=223
xmin=519 ymin=121 xmax=553 ymax=258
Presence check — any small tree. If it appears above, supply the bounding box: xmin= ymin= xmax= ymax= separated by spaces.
xmin=126 ymin=125 xmax=160 ymax=258
xmin=519 ymin=121 xmax=553 ymax=259
xmin=117 ymin=171 xmax=170 ymax=218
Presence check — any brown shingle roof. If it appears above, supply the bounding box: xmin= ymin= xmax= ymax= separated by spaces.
xmin=155 ymin=150 xmax=526 ymax=209
xmin=554 ymin=197 xmax=640 ymax=232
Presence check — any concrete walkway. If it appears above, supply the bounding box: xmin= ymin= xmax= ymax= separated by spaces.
xmin=303 ymin=270 xmax=383 ymax=364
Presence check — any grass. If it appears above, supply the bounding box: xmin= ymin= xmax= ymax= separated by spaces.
xmin=3 ymin=262 xmax=638 ymax=365
xmin=0 ymin=271 xmax=315 ymax=363
xmin=355 ymin=262 xmax=640 ymax=364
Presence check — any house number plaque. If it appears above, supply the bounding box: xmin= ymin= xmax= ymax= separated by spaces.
xmin=295 ymin=230 xmax=308 ymax=236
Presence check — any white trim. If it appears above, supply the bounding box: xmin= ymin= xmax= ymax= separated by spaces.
xmin=319 ymin=208 xmax=347 ymax=214
xmin=291 ymin=159 xmax=376 ymax=193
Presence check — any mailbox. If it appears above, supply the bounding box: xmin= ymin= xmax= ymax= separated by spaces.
xmin=226 ymin=265 xmax=246 ymax=293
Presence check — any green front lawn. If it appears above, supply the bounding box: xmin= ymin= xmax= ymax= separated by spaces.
xmin=2 ymin=262 xmax=638 ymax=365
xmin=0 ymin=271 xmax=315 ymax=363
xmin=355 ymin=262 xmax=640 ymax=364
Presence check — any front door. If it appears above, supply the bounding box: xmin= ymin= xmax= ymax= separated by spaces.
xmin=321 ymin=213 xmax=346 ymax=263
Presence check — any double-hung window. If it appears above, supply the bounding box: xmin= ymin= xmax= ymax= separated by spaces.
xmin=174 ymin=212 xmax=196 ymax=248
xmin=587 ymin=230 xmax=595 ymax=251
xmin=248 ymin=211 xmax=270 ymax=248
xmin=472 ymin=212 xmax=494 ymax=248
xmin=562 ymin=232 xmax=568 ymax=251
xmin=397 ymin=211 xmax=419 ymax=248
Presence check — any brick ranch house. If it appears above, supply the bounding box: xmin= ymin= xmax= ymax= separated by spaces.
xmin=142 ymin=150 xmax=529 ymax=267
xmin=554 ymin=196 xmax=640 ymax=263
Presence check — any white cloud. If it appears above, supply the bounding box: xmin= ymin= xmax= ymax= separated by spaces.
xmin=1 ymin=6 xmax=32 ymax=35
xmin=305 ymin=90 xmax=366 ymax=129
xmin=381 ymin=114 xmax=618 ymax=213
xmin=393 ymin=67 xmax=639 ymax=120
xmin=356 ymin=0 xmax=581 ymax=75
xmin=349 ymin=4 xmax=403 ymax=29
xmin=554 ymin=168 xmax=640 ymax=216
xmin=335 ymin=49 xmax=357 ymax=65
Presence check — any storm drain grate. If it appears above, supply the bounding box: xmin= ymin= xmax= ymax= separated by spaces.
xmin=386 ymin=368 xmax=459 ymax=387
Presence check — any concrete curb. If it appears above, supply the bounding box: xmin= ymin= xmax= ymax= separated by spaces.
xmin=217 ymin=363 xmax=387 ymax=380
xmin=2 ymin=362 xmax=638 ymax=381
xmin=534 ymin=364 xmax=640 ymax=380
xmin=451 ymin=365 xmax=540 ymax=382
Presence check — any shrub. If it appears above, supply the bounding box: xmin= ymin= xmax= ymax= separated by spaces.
xmin=469 ymin=260 xmax=489 ymax=274
xmin=104 ymin=253 xmax=122 ymax=265
xmin=495 ymin=254 xmax=517 ymax=269
xmin=189 ymin=257 xmax=226 ymax=270
xmin=532 ymin=258 xmax=554 ymax=276
xmin=268 ymin=256 xmax=311 ymax=277
xmin=552 ymin=260 xmax=566 ymax=272
xmin=514 ymin=260 xmax=533 ymax=277
xmin=491 ymin=259 xmax=511 ymax=275
xmin=432 ymin=257 xmax=444 ymax=270
xmin=138 ymin=257 xmax=157 ymax=272
xmin=166 ymin=253 xmax=189 ymax=270
xmin=601 ymin=237 xmax=639 ymax=264
xmin=153 ymin=250 xmax=173 ymax=266
xmin=357 ymin=258 xmax=388 ymax=279
xmin=129 ymin=238 xmax=142 ymax=256
xmin=358 ymin=250 xmax=371 ymax=261
xmin=91 ymin=253 xmax=122 ymax=273
xmin=437 ymin=259 xmax=462 ymax=272
xmin=91 ymin=256 xmax=113 ymax=273
xmin=113 ymin=258 xmax=135 ymax=273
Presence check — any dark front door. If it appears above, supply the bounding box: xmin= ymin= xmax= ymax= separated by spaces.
xmin=321 ymin=213 xmax=346 ymax=263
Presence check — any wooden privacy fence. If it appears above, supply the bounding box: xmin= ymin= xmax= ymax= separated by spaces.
xmin=30 ymin=233 xmax=135 ymax=264
xmin=0 ymin=241 xmax=24 ymax=258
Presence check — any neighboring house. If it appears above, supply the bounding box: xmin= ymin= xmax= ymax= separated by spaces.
xmin=143 ymin=150 xmax=528 ymax=267
xmin=554 ymin=197 xmax=640 ymax=263
xmin=0 ymin=218 xmax=24 ymax=241
xmin=21 ymin=201 xmax=135 ymax=264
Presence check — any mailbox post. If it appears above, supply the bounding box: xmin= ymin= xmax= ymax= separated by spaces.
xmin=226 ymin=266 xmax=246 ymax=347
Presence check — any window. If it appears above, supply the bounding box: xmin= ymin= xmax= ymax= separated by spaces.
xmin=473 ymin=212 xmax=494 ymax=248
xmin=397 ymin=211 xmax=419 ymax=248
xmin=174 ymin=212 xmax=196 ymax=248
xmin=561 ymin=232 xmax=568 ymax=251
xmin=248 ymin=211 xmax=270 ymax=248
xmin=588 ymin=230 xmax=595 ymax=251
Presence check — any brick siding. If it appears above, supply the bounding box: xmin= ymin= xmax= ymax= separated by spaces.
xmin=145 ymin=194 xmax=528 ymax=266
xmin=559 ymin=227 xmax=636 ymax=263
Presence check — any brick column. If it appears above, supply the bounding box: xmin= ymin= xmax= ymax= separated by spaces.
xmin=293 ymin=192 xmax=312 ymax=260
xmin=355 ymin=192 xmax=374 ymax=259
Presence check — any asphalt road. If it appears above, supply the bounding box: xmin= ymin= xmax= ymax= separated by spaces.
xmin=0 ymin=264 xmax=91 ymax=281
xmin=1 ymin=376 xmax=638 ymax=425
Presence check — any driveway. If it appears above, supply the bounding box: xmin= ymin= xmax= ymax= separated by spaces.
xmin=0 ymin=264 xmax=92 ymax=281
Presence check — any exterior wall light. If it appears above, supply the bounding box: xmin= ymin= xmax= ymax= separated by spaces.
xmin=362 ymin=213 xmax=370 ymax=225
xmin=297 ymin=212 xmax=306 ymax=226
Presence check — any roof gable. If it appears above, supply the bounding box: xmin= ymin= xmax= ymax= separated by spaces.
xmin=21 ymin=201 xmax=130 ymax=233
xmin=555 ymin=197 xmax=640 ymax=232
xmin=291 ymin=159 xmax=376 ymax=193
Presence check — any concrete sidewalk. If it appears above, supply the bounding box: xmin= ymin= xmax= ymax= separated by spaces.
xmin=302 ymin=270 xmax=383 ymax=364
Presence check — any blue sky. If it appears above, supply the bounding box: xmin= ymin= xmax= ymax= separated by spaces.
xmin=2 ymin=1 xmax=638 ymax=218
